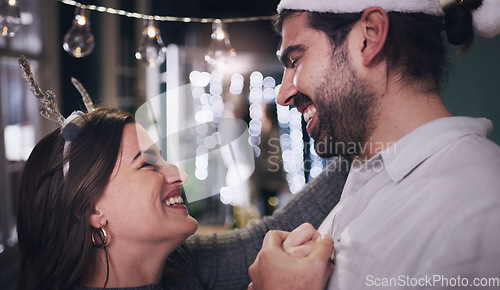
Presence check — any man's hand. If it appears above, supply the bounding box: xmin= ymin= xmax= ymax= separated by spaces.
xmin=283 ymin=223 xmax=322 ymax=258
xmin=248 ymin=225 xmax=334 ymax=290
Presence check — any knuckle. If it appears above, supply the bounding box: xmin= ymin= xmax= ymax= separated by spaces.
xmin=258 ymin=249 xmax=272 ymax=260
xmin=248 ymin=264 xmax=256 ymax=277
xmin=265 ymin=230 xmax=279 ymax=238
xmin=298 ymin=222 xmax=313 ymax=230
xmin=303 ymin=222 xmax=313 ymax=228
xmin=287 ymin=247 xmax=300 ymax=256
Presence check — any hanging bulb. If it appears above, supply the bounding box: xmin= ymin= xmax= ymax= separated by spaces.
xmin=63 ymin=7 xmax=95 ymax=58
xmin=0 ymin=0 xmax=21 ymax=38
xmin=205 ymin=19 xmax=236 ymax=68
xmin=135 ymin=19 xmax=167 ymax=67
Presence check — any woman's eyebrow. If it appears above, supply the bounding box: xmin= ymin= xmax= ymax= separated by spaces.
xmin=131 ymin=148 xmax=156 ymax=163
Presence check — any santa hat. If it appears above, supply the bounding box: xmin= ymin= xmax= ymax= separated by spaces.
xmin=277 ymin=0 xmax=500 ymax=38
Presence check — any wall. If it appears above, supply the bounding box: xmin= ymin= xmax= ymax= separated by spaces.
xmin=442 ymin=35 xmax=500 ymax=145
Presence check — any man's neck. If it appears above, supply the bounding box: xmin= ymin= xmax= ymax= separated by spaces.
xmin=358 ymin=79 xmax=452 ymax=160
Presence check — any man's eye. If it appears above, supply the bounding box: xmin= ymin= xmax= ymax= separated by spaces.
xmin=290 ymin=57 xmax=300 ymax=68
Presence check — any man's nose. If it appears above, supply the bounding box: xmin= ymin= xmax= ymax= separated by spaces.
xmin=276 ymin=69 xmax=298 ymax=106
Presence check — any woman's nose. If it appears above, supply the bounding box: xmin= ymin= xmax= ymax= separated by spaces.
xmin=276 ymin=69 xmax=298 ymax=106
xmin=162 ymin=163 xmax=188 ymax=185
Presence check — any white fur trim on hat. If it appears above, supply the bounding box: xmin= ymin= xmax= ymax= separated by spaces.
xmin=277 ymin=0 xmax=500 ymax=38
xmin=472 ymin=0 xmax=500 ymax=38
xmin=277 ymin=0 xmax=444 ymax=16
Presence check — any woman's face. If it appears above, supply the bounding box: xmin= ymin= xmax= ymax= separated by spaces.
xmin=94 ymin=123 xmax=198 ymax=248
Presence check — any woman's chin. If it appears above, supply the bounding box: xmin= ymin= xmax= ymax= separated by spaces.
xmin=187 ymin=216 xmax=199 ymax=235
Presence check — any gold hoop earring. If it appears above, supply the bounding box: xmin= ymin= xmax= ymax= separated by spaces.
xmin=92 ymin=226 xmax=108 ymax=248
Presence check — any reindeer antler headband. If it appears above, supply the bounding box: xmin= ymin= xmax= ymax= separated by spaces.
xmin=18 ymin=55 xmax=95 ymax=177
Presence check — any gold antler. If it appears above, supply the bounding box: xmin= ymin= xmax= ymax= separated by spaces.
xmin=18 ymin=55 xmax=65 ymax=126
xmin=71 ymin=77 xmax=95 ymax=112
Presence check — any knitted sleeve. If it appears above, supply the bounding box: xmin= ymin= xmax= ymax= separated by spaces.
xmin=165 ymin=157 xmax=349 ymax=290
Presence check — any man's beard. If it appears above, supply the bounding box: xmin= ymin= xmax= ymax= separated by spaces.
xmin=310 ymin=44 xmax=377 ymax=158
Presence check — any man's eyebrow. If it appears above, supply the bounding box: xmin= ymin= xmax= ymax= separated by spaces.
xmin=278 ymin=44 xmax=307 ymax=67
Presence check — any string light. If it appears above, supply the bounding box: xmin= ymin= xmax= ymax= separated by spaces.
xmin=248 ymin=71 xmax=264 ymax=157
xmin=0 ymin=0 xmax=21 ymax=38
xmin=57 ymin=0 xmax=274 ymax=24
xmin=135 ymin=19 xmax=167 ymax=67
xmin=275 ymin=85 xmax=306 ymax=194
xmin=190 ymin=70 xmax=225 ymax=181
xmin=308 ymin=140 xmax=324 ymax=179
xmin=57 ymin=0 xmax=274 ymax=62
xmin=63 ymin=7 xmax=95 ymax=58
xmin=205 ymin=19 xmax=236 ymax=68
xmin=230 ymin=73 xmax=244 ymax=95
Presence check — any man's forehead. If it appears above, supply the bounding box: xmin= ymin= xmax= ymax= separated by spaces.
xmin=281 ymin=12 xmax=307 ymax=32
xmin=278 ymin=13 xmax=332 ymax=55
xmin=278 ymin=13 xmax=309 ymax=50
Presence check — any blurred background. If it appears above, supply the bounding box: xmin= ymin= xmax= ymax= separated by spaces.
xmin=0 ymin=0 xmax=499 ymax=288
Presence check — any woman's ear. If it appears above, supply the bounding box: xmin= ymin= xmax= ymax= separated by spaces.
xmin=89 ymin=203 xmax=107 ymax=229
xmin=359 ymin=7 xmax=389 ymax=67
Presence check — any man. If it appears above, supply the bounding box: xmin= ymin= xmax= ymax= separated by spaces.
xmin=248 ymin=0 xmax=500 ymax=289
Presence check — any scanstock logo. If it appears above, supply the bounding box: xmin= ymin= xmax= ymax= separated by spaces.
xmin=135 ymin=83 xmax=255 ymax=203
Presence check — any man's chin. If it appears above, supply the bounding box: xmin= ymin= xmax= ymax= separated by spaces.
xmin=313 ymin=138 xmax=336 ymax=158
xmin=313 ymin=137 xmax=355 ymax=158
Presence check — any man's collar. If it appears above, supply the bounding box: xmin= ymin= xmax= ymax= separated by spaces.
xmin=378 ymin=117 xmax=493 ymax=183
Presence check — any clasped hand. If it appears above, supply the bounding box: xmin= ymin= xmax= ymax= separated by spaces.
xmin=248 ymin=223 xmax=335 ymax=290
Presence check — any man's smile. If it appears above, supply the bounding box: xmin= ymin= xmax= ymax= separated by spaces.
xmin=293 ymin=92 xmax=319 ymax=135
xmin=303 ymin=106 xmax=317 ymax=123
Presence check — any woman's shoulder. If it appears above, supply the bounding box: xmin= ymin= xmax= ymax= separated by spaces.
xmin=72 ymin=279 xmax=164 ymax=290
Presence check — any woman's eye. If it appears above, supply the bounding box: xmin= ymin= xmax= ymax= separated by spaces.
xmin=140 ymin=158 xmax=157 ymax=169
xmin=140 ymin=163 xmax=152 ymax=169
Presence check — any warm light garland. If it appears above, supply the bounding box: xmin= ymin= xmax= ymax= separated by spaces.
xmin=57 ymin=0 xmax=275 ymax=24
xmin=57 ymin=0 xmax=275 ymax=64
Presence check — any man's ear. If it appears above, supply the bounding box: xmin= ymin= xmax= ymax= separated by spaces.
xmin=359 ymin=7 xmax=389 ymax=67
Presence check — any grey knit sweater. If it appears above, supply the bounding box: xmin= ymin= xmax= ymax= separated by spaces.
xmin=164 ymin=157 xmax=349 ymax=290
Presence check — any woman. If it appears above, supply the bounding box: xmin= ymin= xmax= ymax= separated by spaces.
xmin=17 ymin=107 xmax=195 ymax=289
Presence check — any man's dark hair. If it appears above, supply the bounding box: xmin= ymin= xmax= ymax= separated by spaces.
xmin=275 ymin=2 xmax=481 ymax=90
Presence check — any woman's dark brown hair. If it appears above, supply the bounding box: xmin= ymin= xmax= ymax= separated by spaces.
xmin=16 ymin=107 xmax=134 ymax=290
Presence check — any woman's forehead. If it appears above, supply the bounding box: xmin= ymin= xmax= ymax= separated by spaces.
xmin=121 ymin=124 xmax=155 ymax=155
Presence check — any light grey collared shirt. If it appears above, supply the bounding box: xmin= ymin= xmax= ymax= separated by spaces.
xmin=319 ymin=117 xmax=500 ymax=289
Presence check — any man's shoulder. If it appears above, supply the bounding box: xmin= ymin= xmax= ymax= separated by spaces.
xmin=429 ymin=132 xmax=500 ymax=176
xmin=403 ymin=133 xmax=500 ymax=201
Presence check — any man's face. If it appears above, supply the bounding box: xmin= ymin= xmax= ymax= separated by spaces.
xmin=276 ymin=12 xmax=377 ymax=157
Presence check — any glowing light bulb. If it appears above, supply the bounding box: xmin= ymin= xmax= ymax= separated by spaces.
xmin=63 ymin=8 xmax=95 ymax=58
xmin=0 ymin=0 xmax=21 ymax=38
xmin=135 ymin=19 xmax=167 ymax=67
xmin=205 ymin=19 xmax=236 ymax=68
